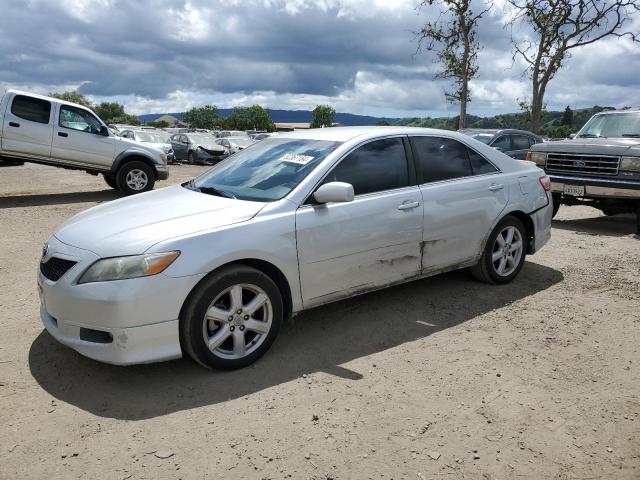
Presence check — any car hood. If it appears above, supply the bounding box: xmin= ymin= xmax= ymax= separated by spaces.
xmin=193 ymin=140 xmax=226 ymax=151
xmin=533 ymin=138 xmax=640 ymax=156
xmin=54 ymin=185 xmax=267 ymax=257
xmin=116 ymin=136 xmax=164 ymax=154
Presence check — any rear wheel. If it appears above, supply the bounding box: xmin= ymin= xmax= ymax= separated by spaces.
xmin=180 ymin=265 xmax=283 ymax=370
xmin=188 ymin=151 xmax=196 ymax=165
xmin=551 ymin=194 xmax=561 ymax=218
xmin=103 ymin=173 xmax=119 ymax=190
xmin=471 ymin=216 xmax=527 ymax=284
xmin=116 ymin=161 xmax=155 ymax=195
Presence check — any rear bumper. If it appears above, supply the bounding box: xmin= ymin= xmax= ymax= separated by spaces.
xmin=529 ymin=193 xmax=552 ymax=254
xmin=549 ymin=175 xmax=640 ymax=199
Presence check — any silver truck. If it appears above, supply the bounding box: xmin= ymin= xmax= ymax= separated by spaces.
xmin=529 ymin=109 xmax=640 ymax=233
xmin=0 ymin=89 xmax=169 ymax=194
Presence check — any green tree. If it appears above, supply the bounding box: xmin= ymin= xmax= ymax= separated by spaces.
xmin=224 ymin=105 xmax=276 ymax=131
xmin=561 ymin=106 xmax=573 ymax=126
xmin=182 ymin=105 xmax=223 ymax=129
xmin=108 ymin=114 xmax=140 ymax=126
xmin=146 ymin=120 xmax=170 ymax=128
xmin=94 ymin=102 xmax=126 ymax=122
xmin=49 ymin=91 xmax=93 ymax=108
xmin=417 ymin=0 xmax=492 ymax=129
xmin=375 ymin=120 xmax=391 ymax=126
xmin=310 ymin=105 xmax=336 ymax=128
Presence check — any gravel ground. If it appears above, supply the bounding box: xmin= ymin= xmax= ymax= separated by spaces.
xmin=1 ymin=163 xmax=639 ymax=480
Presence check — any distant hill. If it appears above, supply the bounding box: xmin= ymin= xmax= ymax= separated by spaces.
xmin=139 ymin=105 xmax=608 ymax=134
xmin=138 ymin=109 xmax=398 ymax=126
xmin=395 ymin=106 xmax=611 ymax=134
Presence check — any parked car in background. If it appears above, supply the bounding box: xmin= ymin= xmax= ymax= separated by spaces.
xmin=119 ymin=128 xmax=176 ymax=163
xmin=251 ymin=133 xmax=272 ymax=141
xmin=215 ymin=136 xmax=254 ymax=155
xmin=218 ymin=130 xmax=250 ymax=138
xmin=528 ymin=109 xmax=640 ymax=232
xmin=38 ymin=126 xmax=552 ymax=369
xmin=169 ymin=132 xmax=226 ymax=164
xmin=0 ymin=89 xmax=169 ymax=194
xmin=459 ymin=129 xmax=543 ymax=159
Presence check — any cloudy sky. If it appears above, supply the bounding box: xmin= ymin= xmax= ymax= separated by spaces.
xmin=1 ymin=0 xmax=639 ymax=118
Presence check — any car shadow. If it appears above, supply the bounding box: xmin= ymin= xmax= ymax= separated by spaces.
xmin=0 ymin=190 xmax=122 ymax=208
xmin=552 ymin=212 xmax=638 ymax=237
xmin=29 ymin=262 xmax=562 ymax=420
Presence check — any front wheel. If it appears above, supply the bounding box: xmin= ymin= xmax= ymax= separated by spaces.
xmin=116 ymin=161 xmax=155 ymax=195
xmin=103 ymin=173 xmax=119 ymax=190
xmin=471 ymin=216 xmax=527 ymax=284
xmin=180 ymin=265 xmax=283 ymax=370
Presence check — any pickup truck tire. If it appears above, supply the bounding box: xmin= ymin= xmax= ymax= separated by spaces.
xmin=552 ymin=201 xmax=560 ymax=218
xmin=116 ymin=161 xmax=155 ymax=195
xmin=103 ymin=173 xmax=119 ymax=190
xmin=471 ymin=216 xmax=527 ymax=285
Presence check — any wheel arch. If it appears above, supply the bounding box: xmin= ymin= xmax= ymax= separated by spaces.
xmin=112 ymin=152 xmax=159 ymax=179
xmin=502 ymin=210 xmax=535 ymax=254
xmin=179 ymin=258 xmax=294 ymax=325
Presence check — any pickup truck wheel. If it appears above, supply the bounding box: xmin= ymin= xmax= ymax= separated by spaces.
xmin=551 ymin=194 xmax=561 ymax=218
xmin=116 ymin=161 xmax=155 ymax=195
xmin=180 ymin=265 xmax=283 ymax=370
xmin=103 ymin=173 xmax=119 ymax=190
xmin=471 ymin=216 xmax=527 ymax=285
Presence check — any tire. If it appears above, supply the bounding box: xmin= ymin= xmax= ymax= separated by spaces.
xmin=188 ymin=151 xmax=196 ymax=165
xmin=471 ymin=216 xmax=527 ymax=285
xmin=551 ymin=194 xmax=561 ymax=218
xmin=103 ymin=173 xmax=119 ymax=190
xmin=180 ymin=265 xmax=283 ymax=370
xmin=115 ymin=161 xmax=155 ymax=195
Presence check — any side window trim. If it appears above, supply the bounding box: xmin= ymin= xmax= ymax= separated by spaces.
xmin=302 ymin=134 xmax=415 ymax=205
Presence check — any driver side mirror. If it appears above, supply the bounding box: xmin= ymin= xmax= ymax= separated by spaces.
xmin=99 ymin=125 xmax=109 ymax=136
xmin=313 ymin=182 xmax=354 ymax=204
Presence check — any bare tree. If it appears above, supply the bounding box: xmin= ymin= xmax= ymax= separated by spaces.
xmin=507 ymin=0 xmax=639 ymax=133
xmin=417 ymin=0 xmax=492 ymax=129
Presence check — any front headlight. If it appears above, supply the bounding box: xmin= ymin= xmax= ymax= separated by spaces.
xmin=620 ymin=156 xmax=640 ymax=171
xmin=159 ymin=154 xmax=168 ymax=163
xmin=528 ymin=151 xmax=547 ymax=166
xmin=78 ymin=251 xmax=180 ymax=284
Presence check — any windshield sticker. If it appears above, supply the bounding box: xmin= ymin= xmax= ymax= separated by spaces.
xmin=279 ymin=153 xmax=314 ymax=165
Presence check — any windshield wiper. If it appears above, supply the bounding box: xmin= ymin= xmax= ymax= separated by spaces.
xmin=197 ymin=186 xmax=237 ymax=199
xmin=622 ymin=133 xmax=640 ymax=137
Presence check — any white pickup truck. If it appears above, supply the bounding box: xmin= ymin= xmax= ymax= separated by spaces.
xmin=0 ymin=89 xmax=169 ymax=194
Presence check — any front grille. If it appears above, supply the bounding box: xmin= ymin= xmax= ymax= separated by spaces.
xmin=546 ymin=153 xmax=620 ymax=176
xmin=40 ymin=257 xmax=77 ymax=282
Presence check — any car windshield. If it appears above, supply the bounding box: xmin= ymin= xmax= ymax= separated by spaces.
xmin=229 ymin=137 xmax=253 ymax=147
xmin=188 ymin=134 xmax=216 ymax=143
xmin=190 ymin=138 xmax=342 ymax=202
xmin=469 ymin=133 xmax=494 ymax=144
xmin=135 ymin=131 xmax=169 ymax=143
xmin=577 ymin=112 xmax=640 ymax=138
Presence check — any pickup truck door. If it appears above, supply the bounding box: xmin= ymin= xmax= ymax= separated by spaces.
xmin=1 ymin=93 xmax=53 ymax=159
xmin=51 ymin=104 xmax=114 ymax=168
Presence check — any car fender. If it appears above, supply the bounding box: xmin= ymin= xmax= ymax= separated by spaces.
xmin=111 ymin=148 xmax=162 ymax=173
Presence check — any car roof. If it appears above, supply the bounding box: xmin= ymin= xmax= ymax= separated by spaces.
xmin=5 ymin=88 xmax=92 ymax=111
xmin=275 ymin=126 xmax=487 ymax=143
xmin=460 ymin=128 xmax=539 ymax=136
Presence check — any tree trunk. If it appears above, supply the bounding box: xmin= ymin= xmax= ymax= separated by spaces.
xmin=530 ymin=89 xmax=544 ymax=134
xmin=459 ymin=81 xmax=468 ymax=130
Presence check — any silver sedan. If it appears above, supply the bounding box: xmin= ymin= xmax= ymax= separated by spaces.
xmin=37 ymin=127 xmax=553 ymax=369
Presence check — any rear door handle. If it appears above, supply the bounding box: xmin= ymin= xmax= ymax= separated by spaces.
xmin=8 ymin=122 xmax=20 ymax=127
xmin=397 ymin=201 xmax=421 ymax=210
xmin=58 ymin=132 xmax=68 ymax=138
xmin=488 ymin=183 xmax=504 ymax=192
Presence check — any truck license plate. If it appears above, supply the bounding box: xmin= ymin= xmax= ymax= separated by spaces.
xmin=563 ymin=185 xmax=584 ymax=196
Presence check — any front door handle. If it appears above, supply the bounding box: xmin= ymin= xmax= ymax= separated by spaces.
xmin=8 ymin=122 xmax=20 ymax=128
xmin=397 ymin=201 xmax=421 ymax=211
xmin=488 ymin=183 xmax=504 ymax=192
xmin=58 ymin=132 xmax=68 ymax=138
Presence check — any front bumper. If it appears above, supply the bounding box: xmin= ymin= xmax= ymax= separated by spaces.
xmin=37 ymin=235 xmax=206 ymax=365
xmin=156 ymin=164 xmax=170 ymax=180
xmin=549 ymin=175 xmax=640 ymax=199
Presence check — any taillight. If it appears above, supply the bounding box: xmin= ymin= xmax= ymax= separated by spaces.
xmin=539 ymin=175 xmax=551 ymax=192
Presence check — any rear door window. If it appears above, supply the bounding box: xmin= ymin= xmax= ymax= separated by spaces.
xmin=323 ymin=137 xmax=409 ymax=195
xmin=410 ymin=136 xmax=473 ymax=183
xmin=468 ymin=148 xmax=499 ymax=175
xmin=11 ymin=95 xmax=51 ymax=124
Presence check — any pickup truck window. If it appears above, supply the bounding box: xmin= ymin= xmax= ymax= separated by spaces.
xmin=59 ymin=105 xmax=103 ymax=134
xmin=11 ymin=95 xmax=51 ymax=124
xmin=578 ymin=112 xmax=640 ymax=138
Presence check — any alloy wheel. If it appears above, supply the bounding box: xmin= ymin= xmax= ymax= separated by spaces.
xmin=125 ymin=169 xmax=148 ymax=191
xmin=492 ymin=226 xmax=523 ymax=277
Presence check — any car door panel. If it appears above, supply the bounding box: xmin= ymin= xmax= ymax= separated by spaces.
xmin=1 ymin=94 xmax=53 ymax=158
xmin=51 ymin=105 xmax=114 ymax=167
xmin=296 ymin=187 xmax=423 ymax=307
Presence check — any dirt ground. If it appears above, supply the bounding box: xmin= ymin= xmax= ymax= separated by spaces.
xmin=0 ymin=163 xmax=639 ymax=480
